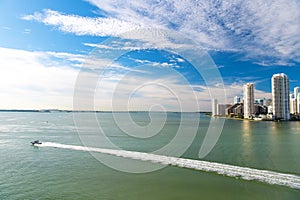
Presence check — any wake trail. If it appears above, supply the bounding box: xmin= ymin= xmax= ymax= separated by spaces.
xmin=37 ymin=142 xmax=300 ymax=190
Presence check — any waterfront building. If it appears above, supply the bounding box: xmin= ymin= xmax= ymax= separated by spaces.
xmin=212 ymin=99 xmax=218 ymax=116
xmin=267 ymin=106 xmax=273 ymax=114
xmin=298 ymin=93 xmax=300 ymax=114
xmin=243 ymin=83 xmax=254 ymax=119
xmin=254 ymin=105 xmax=268 ymax=115
xmin=272 ymin=73 xmax=290 ymax=120
xmin=290 ymin=94 xmax=297 ymax=114
xmin=294 ymin=87 xmax=300 ymax=114
xmin=226 ymin=103 xmax=243 ymax=118
xmin=294 ymin=87 xmax=300 ymax=100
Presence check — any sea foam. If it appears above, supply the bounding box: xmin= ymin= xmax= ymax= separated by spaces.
xmin=37 ymin=142 xmax=300 ymax=190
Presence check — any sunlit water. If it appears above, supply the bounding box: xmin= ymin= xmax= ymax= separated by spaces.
xmin=0 ymin=112 xmax=299 ymax=199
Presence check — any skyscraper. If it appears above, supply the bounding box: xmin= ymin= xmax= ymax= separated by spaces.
xmin=243 ymin=83 xmax=254 ymax=119
xmin=294 ymin=87 xmax=300 ymax=114
xmin=272 ymin=73 xmax=290 ymax=120
xmin=290 ymin=94 xmax=297 ymax=114
xmin=212 ymin=98 xmax=218 ymax=116
xmin=298 ymin=93 xmax=300 ymax=114
xmin=294 ymin=87 xmax=300 ymax=99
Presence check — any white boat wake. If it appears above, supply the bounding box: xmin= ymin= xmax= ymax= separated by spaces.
xmin=37 ymin=142 xmax=300 ymax=190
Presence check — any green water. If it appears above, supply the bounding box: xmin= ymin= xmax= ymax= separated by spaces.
xmin=0 ymin=112 xmax=299 ymax=199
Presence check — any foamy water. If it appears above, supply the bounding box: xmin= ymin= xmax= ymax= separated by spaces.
xmin=37 ymin=142 xmax=300 ymax=190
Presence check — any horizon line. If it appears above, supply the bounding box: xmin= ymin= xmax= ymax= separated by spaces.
xmin=0 ymin=109 xmax=211 ymax=113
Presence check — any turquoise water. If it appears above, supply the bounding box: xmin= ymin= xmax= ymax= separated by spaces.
xmin=0 ymin=112 xmax=300 ymax=199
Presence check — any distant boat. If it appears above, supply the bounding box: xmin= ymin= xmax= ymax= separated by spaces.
xmin=31 ymin=140 xmax=42 ymax=145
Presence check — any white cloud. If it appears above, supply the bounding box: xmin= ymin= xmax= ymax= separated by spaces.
xmin=176 ymin=58 xmax=185 ymax=63
xmin=22 ymin=9 xmax=141 ymax=36
xmin=109 ymin=63 xmax=148 ymax=73
xmin=0 ymin=47 xmax=271 ymax=111
xmin=86 ymin=0 xmax=300 ymax=63
xmin=254 ymin=61 xmax=296 ymax=67
xmin=91 ymin=74 xmax=202 ymax=112
xmin=0 ymin=47 xmax=80 ymax=109
xmin=83 ymin=42 xmax=142 ymax=51
xmin=127 ymin=58 xmax=178 ymax=69
xmin=20 ymin=2 xmax=300 ymax=63
xmin=0 ymin=47 xmax=187 ymax=110
xmin=46 ymin=51 xmax=86 ymax=63
xmin=155 ymin=62 xmax=173 ymax=68
xmin=77 ymin=66 xmax=270 ymax=111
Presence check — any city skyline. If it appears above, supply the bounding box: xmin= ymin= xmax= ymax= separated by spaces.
xmin=212 ymin=72 xmax=300 ymax=120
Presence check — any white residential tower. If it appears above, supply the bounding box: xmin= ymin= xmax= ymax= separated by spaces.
xmin=272 ymin=73 xmax=290 ymax=120
xmin=243 ymin=83 xmax=254 ymax=119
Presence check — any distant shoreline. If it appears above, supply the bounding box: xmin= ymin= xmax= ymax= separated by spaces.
xmin=2 ymin=110 xmax=299 ymax=121
xmin=0 ymin=109 xmax=211 ymax=114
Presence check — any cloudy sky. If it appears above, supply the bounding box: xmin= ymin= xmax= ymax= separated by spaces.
xmin=0 ymin=0 xmax=299 ymax=111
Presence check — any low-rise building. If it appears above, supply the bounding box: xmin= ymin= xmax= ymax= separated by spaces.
xmin=226 ymin=103 xmax=243 ymax=118
xmin=254 ymin=105 xmax=268 ymax=115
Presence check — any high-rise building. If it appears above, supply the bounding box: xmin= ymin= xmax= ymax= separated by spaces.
xmin=290 ymin=94 xmax=297 ymax=114
xmin=294 ymin=87 xmax=300 ymax=99
xmin=234 ymin=96 xmax=241 ymax=104
xmin=243 ymin=83 xmax=254 ymax=119
xmin=267 ymin=105 xmax=273 ymax=114
xmin=298 ymin=93 xmax=300 ymax=114
xmin=294 ymin=87 xmax=300 ymax=114
xmin=272 ymin=73 xmax=290 ymax=120
xmin=212 ymin=99 xmax=218 ymax=116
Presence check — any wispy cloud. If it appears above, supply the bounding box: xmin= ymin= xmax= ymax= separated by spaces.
xmin=127 ymin=57 xmax=180 ymax=69
xmin=254 ymin=60 xmax=296 ymax=67
xmin=83 ymin=42 xmax=142 ymax=51
xmin=46 ymin=51 xmax=86 ymax=62
xmin=23 ymin=1 xmax=300 ymax=64
xmin=22 ymin=28 xmax=31 ymax=34
xmin=108 ymin=63 xmax=148 ymax=73
xmin=86 ymin=0 xmax=300 ymax=63
xmin=2 ymin=26 xmax=11 ymax=30
xmin=22 ymin=9 xmax=141 ymax=36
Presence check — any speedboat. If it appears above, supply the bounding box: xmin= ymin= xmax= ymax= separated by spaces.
xmin=31 ymin=140 xmax=42 ymax=145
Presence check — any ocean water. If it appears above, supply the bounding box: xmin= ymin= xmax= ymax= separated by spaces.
xmin=0 ymin=112 xmax=299 ymax=199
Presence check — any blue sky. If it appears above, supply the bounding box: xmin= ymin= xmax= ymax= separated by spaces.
xmin=0 ymin=0 xmax=299 ymax=111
